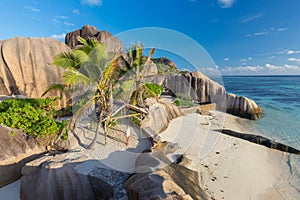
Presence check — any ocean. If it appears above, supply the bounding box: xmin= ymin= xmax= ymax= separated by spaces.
xmin=222 ymin=75 xmax=300 ymax=192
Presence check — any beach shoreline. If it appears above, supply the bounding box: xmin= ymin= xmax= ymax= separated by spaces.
xmin=159 ymin=111 xmax=300 ymax=200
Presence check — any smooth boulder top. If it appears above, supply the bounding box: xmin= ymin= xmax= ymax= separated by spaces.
xmin=0 ymin=37 xmax=70 ymax=106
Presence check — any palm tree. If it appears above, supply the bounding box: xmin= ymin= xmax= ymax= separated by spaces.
xmin=44 ymin=36 xmax=120 ymax=149
xmin=45 ymin=39 xmax=163 ymax=148
xmin=116 ymin=43 xmax=159 ymax=106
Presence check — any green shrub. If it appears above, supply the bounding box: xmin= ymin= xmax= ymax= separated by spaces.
xmin=143 ymin=82 xmax=164 ymax=99
xmin=0 ymin=98 xmax=66 ymax=145
xmin=173 ymin=93 xmax=195 ymax=107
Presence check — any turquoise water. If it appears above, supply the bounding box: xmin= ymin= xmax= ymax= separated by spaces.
xmin=222 ymin=75 xmax=300 ymax=191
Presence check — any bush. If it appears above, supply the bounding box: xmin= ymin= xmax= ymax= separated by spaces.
xmin=173 ymin=93 xmax=195 ymax=107
xmin=0 ymin=98 xmax=66 ymax=145
xmin=143 ymin=82 xmax=164 ymax=99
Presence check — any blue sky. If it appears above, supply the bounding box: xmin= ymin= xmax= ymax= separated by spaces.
xmin=1 ymin=0 xmax=300 ymax=75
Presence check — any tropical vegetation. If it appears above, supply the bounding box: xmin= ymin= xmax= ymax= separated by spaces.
xmin=0 ymin=97 xmax=66 ymax=145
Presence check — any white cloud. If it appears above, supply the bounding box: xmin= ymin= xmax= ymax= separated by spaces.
xmin=24 ymin=6 xmax=40 ymax=12
xmin=243 ymin=14 xmax=262 ymax=23
xmin=221 ymin=63 xmax=300 ymax=75
xmin=247 ymin=27 xmax=286 ymax=38
xmin=287 ymin=50 xmax=300 ymax=55
xmin=246 ymin=31 xmax=269 ymax=37
xmin=268 ymin=56 xmax=276 ymax=59
xmin=277 ymin=27 xmax=287 ymax=31
xmin=58 ymin=16 xmax=68 ymax=19
xmin=72 ymin=9 xmax=80 ymax=15
xmin=253 ymin=31 xmax=269 ymax=36
xmin=51 ymin=18 xmax=60 ymax=24
xmin=81 ymin=0 xmax=102 ymax=6
xmin=51 ymin=33 xmax=66 ymax=40
xmin=248 ymin=57 xmax=253 ymax=60
xmin=218 ymin=0 xmax=235 ymax=8
xmin=224 ymin=57 xmax=230 ymax=61
xmin=288 ymin=58 xmax=300 ymax=63
xmin=64 ymin=22 xmax=75 ymax=27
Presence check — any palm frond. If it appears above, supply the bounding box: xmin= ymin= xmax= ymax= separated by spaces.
xmin=63 ymin=68 xmax=92 ymax=86
xmin=53 ymin=52 xmax=78 ymax=69
xmin=77 ymin=36 xmax=89 ymax=46
xmin=101 ymin=53 xmax=120 ymax=87
xmin=73 ymin=49 xmax=90 ymax=64
xmin=143 ymin=84 xmax=158 ymax=98
xmin=41 ymin=84 xmax=67 ymax=97
xmin=146 ymin=48 xmax=156 ymax=63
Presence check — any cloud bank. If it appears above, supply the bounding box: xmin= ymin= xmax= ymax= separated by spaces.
xmin=221 ymin=64 xmax=300 ymax=75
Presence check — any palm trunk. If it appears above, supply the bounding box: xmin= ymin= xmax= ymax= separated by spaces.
xmin=88 ymin=111 xmax=103 ymax=149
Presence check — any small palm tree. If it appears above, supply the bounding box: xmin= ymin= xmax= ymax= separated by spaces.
xmin=116 ymin=43 xmax=159 ymax=106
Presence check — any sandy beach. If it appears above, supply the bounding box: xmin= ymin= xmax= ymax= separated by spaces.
xmin=159 ymin=111 xmax=300 ymax=200
xmin=1 ymin=111 xmax=299 ymax=200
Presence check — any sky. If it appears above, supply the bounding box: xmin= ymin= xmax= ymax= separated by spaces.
xmin=1 ymin=0 xmax=300 ymax=75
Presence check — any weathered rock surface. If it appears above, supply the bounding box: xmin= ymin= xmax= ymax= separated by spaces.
xmin=226 ymin=93 xmax=263 ymax=120
xmin=142 ymin=98 xmax=182 ymax=134
xmin=180 ymin=103 xmax=217 ymax=116
xmin=153 ymin=57 xmax=178 ymax=70
xmin=157 ymin=72 xmax=263 ymax=120
xmin=125 ymin=141 xmax=210 ymax=200
xmin=162 ymin=72 xmax=226 ymax=105
xmin=65 ymin=25 xmax=123 ymax=52
xmin=21 ymin=151 xmax=130 ymax=200
xmin=0 ymin=37 xmax=70 ymax=106
xmin=0 ymin=125 xmax=45 ymax=187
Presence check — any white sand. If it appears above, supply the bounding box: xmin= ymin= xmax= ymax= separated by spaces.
xmin=159 ymin=111 xmax=299 ymax=200
xmin=1 ymin=111 xmax=299 ymax=200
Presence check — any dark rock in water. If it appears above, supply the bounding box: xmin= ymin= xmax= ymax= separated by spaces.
xmin=0 ymin=37 xmax=70 ymax=107
xmin=65 ymin=24 xmax=123 ymax=52
xmin=217 ymin=129 xmax=300 ymax=154
xmin=0 ymin=125 xmax=45 ymax=187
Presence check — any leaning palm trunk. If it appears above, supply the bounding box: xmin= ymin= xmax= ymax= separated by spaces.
xmin=88 ymin=110 xmax=103 ymax=149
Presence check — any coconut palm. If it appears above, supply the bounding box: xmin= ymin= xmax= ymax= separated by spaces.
xmin=44 ymin=36 xmax=120 ymax=149
xmin=116 ymin=43 xmax=160 ymax=106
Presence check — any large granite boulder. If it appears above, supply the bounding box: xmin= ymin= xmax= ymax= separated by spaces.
xmin=159 ymin=72 xmax=263 ymax=120
xmin=226 ymin=93 xmax=263 ymax=120
xmin=142 ymin=98 xmax=182 ymax=134
xmin=163 ymin=72 xmax=226 ymax=107
xmin=21 ymin=151 xmax=130 ymax=200
xmin=125 ymin=141 xmax=210 ymax=200
xmin=0 ymin=125 xmax=45 ymax=187
xmin=0 ymin=37 xmax=70 ymax=106
xmin=65 ymin=25 xmax=123 ymax=52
